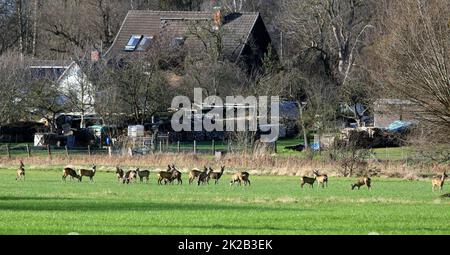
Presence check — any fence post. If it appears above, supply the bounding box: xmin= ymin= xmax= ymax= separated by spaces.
xmin=166 ymin=132 xmax=170 ymax=152
xmin=212 ymin=140 xmax=215 ymax=155
xmin=65 ymin=145 xmax=69 ymax=157
xmin=108 ymin=146 xmax=112 ymax=157
xmin=159 ymin=140 xmax=162 ymax=153
xmin=26 ymin=144 xmax=31 ymax=158
xmin=228 ymin=140 xmax=231 ymax=153
xmin=193 ymin=140 xmax=197 ymax=154
xmin=6 ymin=144 xmax=10 ymax=159
xmin=177 ymin=141 xmax=180 ymax=153
xmin=47 ymin=144 xmax=51 ymax=159
xmin=88 ymin=145 xmax=91 ymax=156
xmin=274 ymin=140 xmax=277 ymax=154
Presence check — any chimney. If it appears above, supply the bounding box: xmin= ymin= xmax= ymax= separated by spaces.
xmin=91 ymin=50 xmax=100 ymax=62
xmin=212 ymin=6 xmax=221 ymax=30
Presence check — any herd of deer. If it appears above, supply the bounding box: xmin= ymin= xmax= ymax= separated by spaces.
xmin=13 ymin=161 xmax=448 ymax=192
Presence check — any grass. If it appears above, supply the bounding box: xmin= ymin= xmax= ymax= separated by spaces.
xmin=0 ymin=166 xmax=449 ymax=235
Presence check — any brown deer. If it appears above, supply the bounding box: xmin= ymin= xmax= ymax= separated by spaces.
xmin=169 ymin=164 xmax=182 ymax=185
xmin=79 ymin=164 xmax=97 ymax=182
xmin=123 ymin=169 xmax=138 ymax=184
xmin=351 ymin=177 xmax=372 ymax=190
xmin=157 ymin=165 xmax=174 ymax=185
xmin=230 ymin=172 xmax=251 ymax=186
xmin=300 ymin=174 xmax=316 ymax=189
xmin=115 ymin=166 xmax=124 ymax=182
xmin=62 ymin=167 xmax=81 ymax=182
xmin=136 ymin=168 xmax=150 ymax=183
xmin=207 ymin=166 xmax=225 ymax=184
xmin=432 ymin=171 xmax=447 ymax=192
xmin=16 ymin=160 xmax=25 ymax=181
xmin=313 ymin=170 xmax=328 ymax=188
xmin=197 ymin=167 xmax=211 ymax=186
xmin=189 ymin=166 xmax=206 ymax=185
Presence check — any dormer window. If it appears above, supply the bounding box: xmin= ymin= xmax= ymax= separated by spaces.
xmin=136 ymin=36 xmax=154 ymax=51
xmin=124 ymin=35 xmax=143 ymax=51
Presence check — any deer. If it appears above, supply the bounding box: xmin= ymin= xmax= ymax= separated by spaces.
xmin=197 ymin=167 xmax=211 ymax=186
xmin=62 ymin=167 xmax=81 ymax=182
xmin=136 ymin=168 xmax=150 ymax=183
xmin=16 ymin=160 xmax=25 ymax=181
xmin=313 ymin=169 xmax=328 ymax=188
xmin=123 ymin=169 xmax=138 ymax=184
xmin=300 ymin=174 xmax=316 ymax=189
xmin=157 ymin=165 xmax=174 ymax=185
xmin=207 ymin=166 xmax=225 ymax=184
xmin=432 ymin=171 xmax=447 ymax=192
xmin=230 ymin=172 xmax=251 ymax=186
xmin=79 ymin=164 xmax=97 ymax=182
xmin=115 ymin=166 xmax=124 ymax=182
xmin=168 ymin=164 xmax=182 ymax=185
xmin=351 ymin=177 xmax=372 ymax=190
xmin=189 ymin=166 xmax=206 ymax=185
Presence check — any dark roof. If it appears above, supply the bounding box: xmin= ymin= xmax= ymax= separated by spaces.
xmin=105 ymin=10 xmax=261 ymax=62
xmin=28 ymin=60 xmax=76 ymax=82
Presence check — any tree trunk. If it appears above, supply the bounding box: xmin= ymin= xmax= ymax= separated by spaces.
xmin=16 ymin=0 xmax=24 ymax=60
xmin=32 ymin=0 xmax=38 ymax=57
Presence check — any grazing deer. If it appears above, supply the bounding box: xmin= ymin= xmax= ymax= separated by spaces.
xmin=79 ymin=164 xmax=97 ymax=182
xmin=16 ymin=160 xmax=25 ymax=181
xmin=123 ymin=169 xmax=138 ymax=184
xmin=432 ymin=171 xmax=447 ymax=192
xmin=313 ymin=170 xmax=328 ymax=188
xmin=207 ymin=166 xmax=225 ymax=184
xmin=62 ymin=167 xmax=81 ymax=182
xmin=300 ymin=174 xmax=316 ymax=189
xmin=197 ymin=167 xmax=211 ymax=186
xmin=157 ymin=165 xmax=174 ymax=185
xmin=169 ymin=164 xmax=182 ymax=185
xmin=351 ymin=177 xmax=372 ymax=190
xmin=136 ymin=168 xmax=150 ymax=183
xmin=115 ymin=166 xmax=124 ymax=182
xmin=189 ymin=166 xmax=206 ymax=185
xmin=230 ymin=172 xmax=251 ymax=186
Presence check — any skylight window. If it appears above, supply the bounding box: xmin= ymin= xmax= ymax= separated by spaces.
xmin=124 ymin=35 xmax=143 ymax=51
xmin=136 ymin=36 xmax=154 ymax=51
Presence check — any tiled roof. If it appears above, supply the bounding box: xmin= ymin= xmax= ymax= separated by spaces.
xmin=105 ymin=10 xmax=260 ymax=62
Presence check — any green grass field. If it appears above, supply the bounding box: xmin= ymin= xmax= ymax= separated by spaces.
xmin=0 ymin=168 xmax=449 ymax=235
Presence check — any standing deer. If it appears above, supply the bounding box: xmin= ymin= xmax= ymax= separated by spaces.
xmin=115 ymin=166 xmax=124 ymax=182
xmin=207 ymin=166 xmax=225 ymax=184
xmin=157 ymin=165 xmax=174 ymax=185
xmin=313 ymin=170 xmax=328 ymax=188
xmin=351 ymin=177 xmax=372 ymax=190
xmin=230 ymin=172 xmax=251 ymax=186
xmin=300 ymin=174 xmax=316 ymax=189
xmin=189 ymin=166 xmax=206 ymax=185
xmin=432 ymin=171 xmax=447 ymax=192
xmin=16 ymin=160 xmax=25 ymax=181
xmin=62 ymin=167 xmax=81 ymax=182
xmin=79 ymin=164 xmax=97 ymax=182
xmin=198 ymin=167 xmax=211 ymax=186
xmin=169 ymin=164 xmax=182 ymax=185
xmin=136 ymin=168 xmax=150 ymax=183
xmin=123 ymin=169 xmax=138 ymax=184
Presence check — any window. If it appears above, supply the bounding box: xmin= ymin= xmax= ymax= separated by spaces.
xmin=136 ymin=36 xmax=154 ymax=51
xmin=124 ymin=35 xmax=143 ymax=51
xmin=170 ymin=36 xmax=186 ymax=48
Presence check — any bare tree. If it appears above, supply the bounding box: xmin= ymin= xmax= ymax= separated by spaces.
xmin=379 ymin=0 xmax=450 ymax=143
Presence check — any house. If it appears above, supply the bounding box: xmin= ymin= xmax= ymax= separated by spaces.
xmin=29 ymin=60 xmax=96 ymax=128
xmin=104 ymin=9 xmax=275 ymax=71
xmin=373 ymin=99 xmax=418 ymax=128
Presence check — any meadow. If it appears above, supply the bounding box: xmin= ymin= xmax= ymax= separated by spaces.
xmin=0 ymin=166 xmax=449 ymax=235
